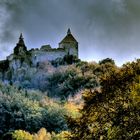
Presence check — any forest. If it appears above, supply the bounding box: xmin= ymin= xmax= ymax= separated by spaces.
xmin=0 ymin=58 xmax=140 ymax=140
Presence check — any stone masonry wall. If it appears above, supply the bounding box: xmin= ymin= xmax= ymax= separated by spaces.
xmin=31 ymin=49 xmax=67 ymax=66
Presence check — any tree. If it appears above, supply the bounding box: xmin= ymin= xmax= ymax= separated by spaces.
xmin=47 ymin=65 xmax=99 ymax=99
xmin=68 ymin=60 xmax=140 ymax=140
xmin=12 ymin=130 xmax=33 ymax=140
xmin=99 ymin=58 xmax=115 ymax=65
xmin=0 ymin=83 xmax=71 ymax=137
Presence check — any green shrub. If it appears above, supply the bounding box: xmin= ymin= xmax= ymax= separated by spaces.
xmin=12 ymin=130 xmax=33 ymax=140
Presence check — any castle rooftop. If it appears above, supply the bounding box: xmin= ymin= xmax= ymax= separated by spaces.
xmin=17 ymin=33 xmax=25 ymax=46
xmin=59 ymin=28 xmax=78 ymax=44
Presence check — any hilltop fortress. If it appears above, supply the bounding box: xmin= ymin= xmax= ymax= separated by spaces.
xmin=7 ymin=28 xmax=78 ymax=68
xmin=0 ymin=29 xmax=79 ymax=82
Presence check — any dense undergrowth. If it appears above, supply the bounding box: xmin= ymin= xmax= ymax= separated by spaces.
xmin=0 ymin=58 xmax=140 ymax=139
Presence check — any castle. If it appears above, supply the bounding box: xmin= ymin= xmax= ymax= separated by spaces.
xmin=0 ymin=28 xmax=79 ymax=84
xmin=5 ymin=28 xmax=78 ymax=69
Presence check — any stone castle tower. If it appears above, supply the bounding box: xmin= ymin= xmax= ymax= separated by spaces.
xmin=59 ymin=28 xmax=78 ymax=58
xmin=14 ymin=33 xmax=27 ymax=55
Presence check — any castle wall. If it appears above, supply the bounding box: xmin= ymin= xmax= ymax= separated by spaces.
xmin=31 ymin=49 xmax=67 ymax=66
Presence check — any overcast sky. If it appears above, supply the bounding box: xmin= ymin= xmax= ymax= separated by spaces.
xmin=0 ymin=0 xmax=140 ymax=66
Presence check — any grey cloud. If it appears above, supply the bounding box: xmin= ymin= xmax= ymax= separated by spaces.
xmin=0 ymin=0 xmax=140 ymax=65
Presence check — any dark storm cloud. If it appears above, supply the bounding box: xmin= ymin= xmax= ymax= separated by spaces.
xmin=0 ymin=0 xmax=140 ymax=65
